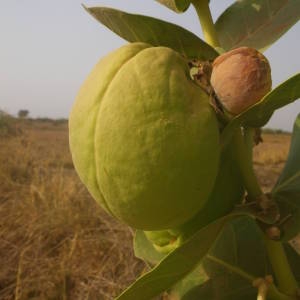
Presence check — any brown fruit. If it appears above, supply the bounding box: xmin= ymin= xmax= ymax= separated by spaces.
xmin=210 ymin=47 xmax=272 ymax=115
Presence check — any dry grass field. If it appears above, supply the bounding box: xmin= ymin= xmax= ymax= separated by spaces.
xmin=253 ymin=133 xmax=291 ymax=191
xmin=0 ymin=119 xmax=291 ymax=300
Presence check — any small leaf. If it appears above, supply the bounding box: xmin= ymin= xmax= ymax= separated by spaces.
xmin=221 ymin=74 xmax=300 ymax=148
xmin=155 ymin=0 xmax=191 ymax=13
xmin=216 ymin=0 xmax=300 ymax=51
xmin=116 ymin=213 xmax=249 ymax=300
xmin=134 ymin=230 xmax=165 ymax=266
xmin=272 ymin=113 xmax=300 ymax=240
xmin=84 ymin=6 xmax=218 ymax=60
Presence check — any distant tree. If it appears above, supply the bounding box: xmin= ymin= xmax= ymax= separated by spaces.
xmin=0 ymin=110 xmax=21 ymax=136
xmin=18 ymin=110 xmax=29 ymax=119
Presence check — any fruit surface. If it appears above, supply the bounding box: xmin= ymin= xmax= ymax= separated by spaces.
xmin=210 ymin=47 xmax=272 ymax=115
xmin=177 ymin=141 xmax=245 ymax=241
xmin=144 ymin=141 xmax=245 ymax=254
xmin=69 ymin=42 xmax=220 ymax=230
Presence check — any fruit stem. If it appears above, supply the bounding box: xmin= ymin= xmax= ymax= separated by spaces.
xmin=232 ymin=128 xmax=262 ymax=200
xmin=264 ymin=238 xmax=299 ymax=296
xmin=192 ymin=0 xmax=220 ymax=48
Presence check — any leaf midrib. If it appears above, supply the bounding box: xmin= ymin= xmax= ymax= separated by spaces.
xmin=225 ymin=0 xmax=290 ymax=48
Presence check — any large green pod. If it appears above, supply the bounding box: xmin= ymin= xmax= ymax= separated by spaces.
xmin=69 ymin=42 xmax=220 ymax=230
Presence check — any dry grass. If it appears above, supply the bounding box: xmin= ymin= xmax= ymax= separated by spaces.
xmin=253 ymin=133 xmax=291 ymax=191
xmin=0 ymin=121 xmax=145 ymax=300
xmin=0 ymin=120 xmax=291 ymax=300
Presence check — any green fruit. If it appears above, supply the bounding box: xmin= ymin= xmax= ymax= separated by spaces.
xmin=69 ymin=42 xmax=220 ymax=230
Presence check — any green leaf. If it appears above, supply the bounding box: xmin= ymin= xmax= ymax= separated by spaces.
xmin=201 ymin=217 xmax=272 ymax=299
xmin=272 ymin=113 xmax=300 ymax=240
xmin=169 ymin=217 xmax=270 ymax=300
xmin=155 ymin=0 xmax=191 ymax=13
xmin=216 ymin=0 xmax=300 ymax=52
xmin=285 ymin=243 xmax=300 ymax=283
xmin=83 ymin=6 xmax=218 ymax=60
xmin=221 ymin=74 xmax=300 ymax=148
xmin=204 ymin=217 xmax=271 ymax=278
xmin=273 ymin=114 xmax=300 ymax=193
xmin=134 ymin=230 xmax=165 ymax=266
xmin=115 ymin=213 xmax=248 ymax=300
xmin=167 ymin=263 xmax=209 ymax=299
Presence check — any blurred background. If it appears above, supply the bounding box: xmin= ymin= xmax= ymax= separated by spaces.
xmin=0 ymin=0 xmax=299 ymax=130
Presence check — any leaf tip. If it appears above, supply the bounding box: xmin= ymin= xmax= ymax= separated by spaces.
xmin=81 ymin=3 xmax=92 ymax=15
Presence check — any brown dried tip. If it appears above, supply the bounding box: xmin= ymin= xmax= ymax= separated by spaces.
xmin=210 ymin=47 xmax=272 ymax=115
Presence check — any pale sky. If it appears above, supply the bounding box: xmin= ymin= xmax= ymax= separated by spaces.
xmin=0 ymin=0 xmax=299 ymax=131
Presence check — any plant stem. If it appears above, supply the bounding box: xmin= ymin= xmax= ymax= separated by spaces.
xmin=264 ymin=238 xmax=299 ymax=296
xmin=255 ymin=279 xmax=271 ymax=300
xmin=192 ymin=0 xmax=220 ymax=48
xmin=232 ymin=128 xmax=262 ymax=200
xmin=244 ymin=127 xmax=255 ymax=161
xmin=231 ymin=128 xmax=299 ymax=296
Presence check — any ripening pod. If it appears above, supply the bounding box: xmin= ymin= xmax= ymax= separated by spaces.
xmin=69 ymin=42 xmax=220 ymax=230
xmin=210 ymin=47 xmax=272 ymax=115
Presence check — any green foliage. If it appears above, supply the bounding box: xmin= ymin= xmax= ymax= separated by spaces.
xmin=272 ymin=114 xmax=300 ymax=241
xmin=116 ymin=213 xmax=248 ymax=300
xmin=83 ymin=6 xmax=218 ymax=60
xmin=216 ymin=0 xmax=300 ymax=52
xmin=169 ymin=217 xmax=270 ymax=299
xmin=285 ymin=243 xmax=300 ymax=282
xmin=202 ymin=217 xmax=272 ymax=298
